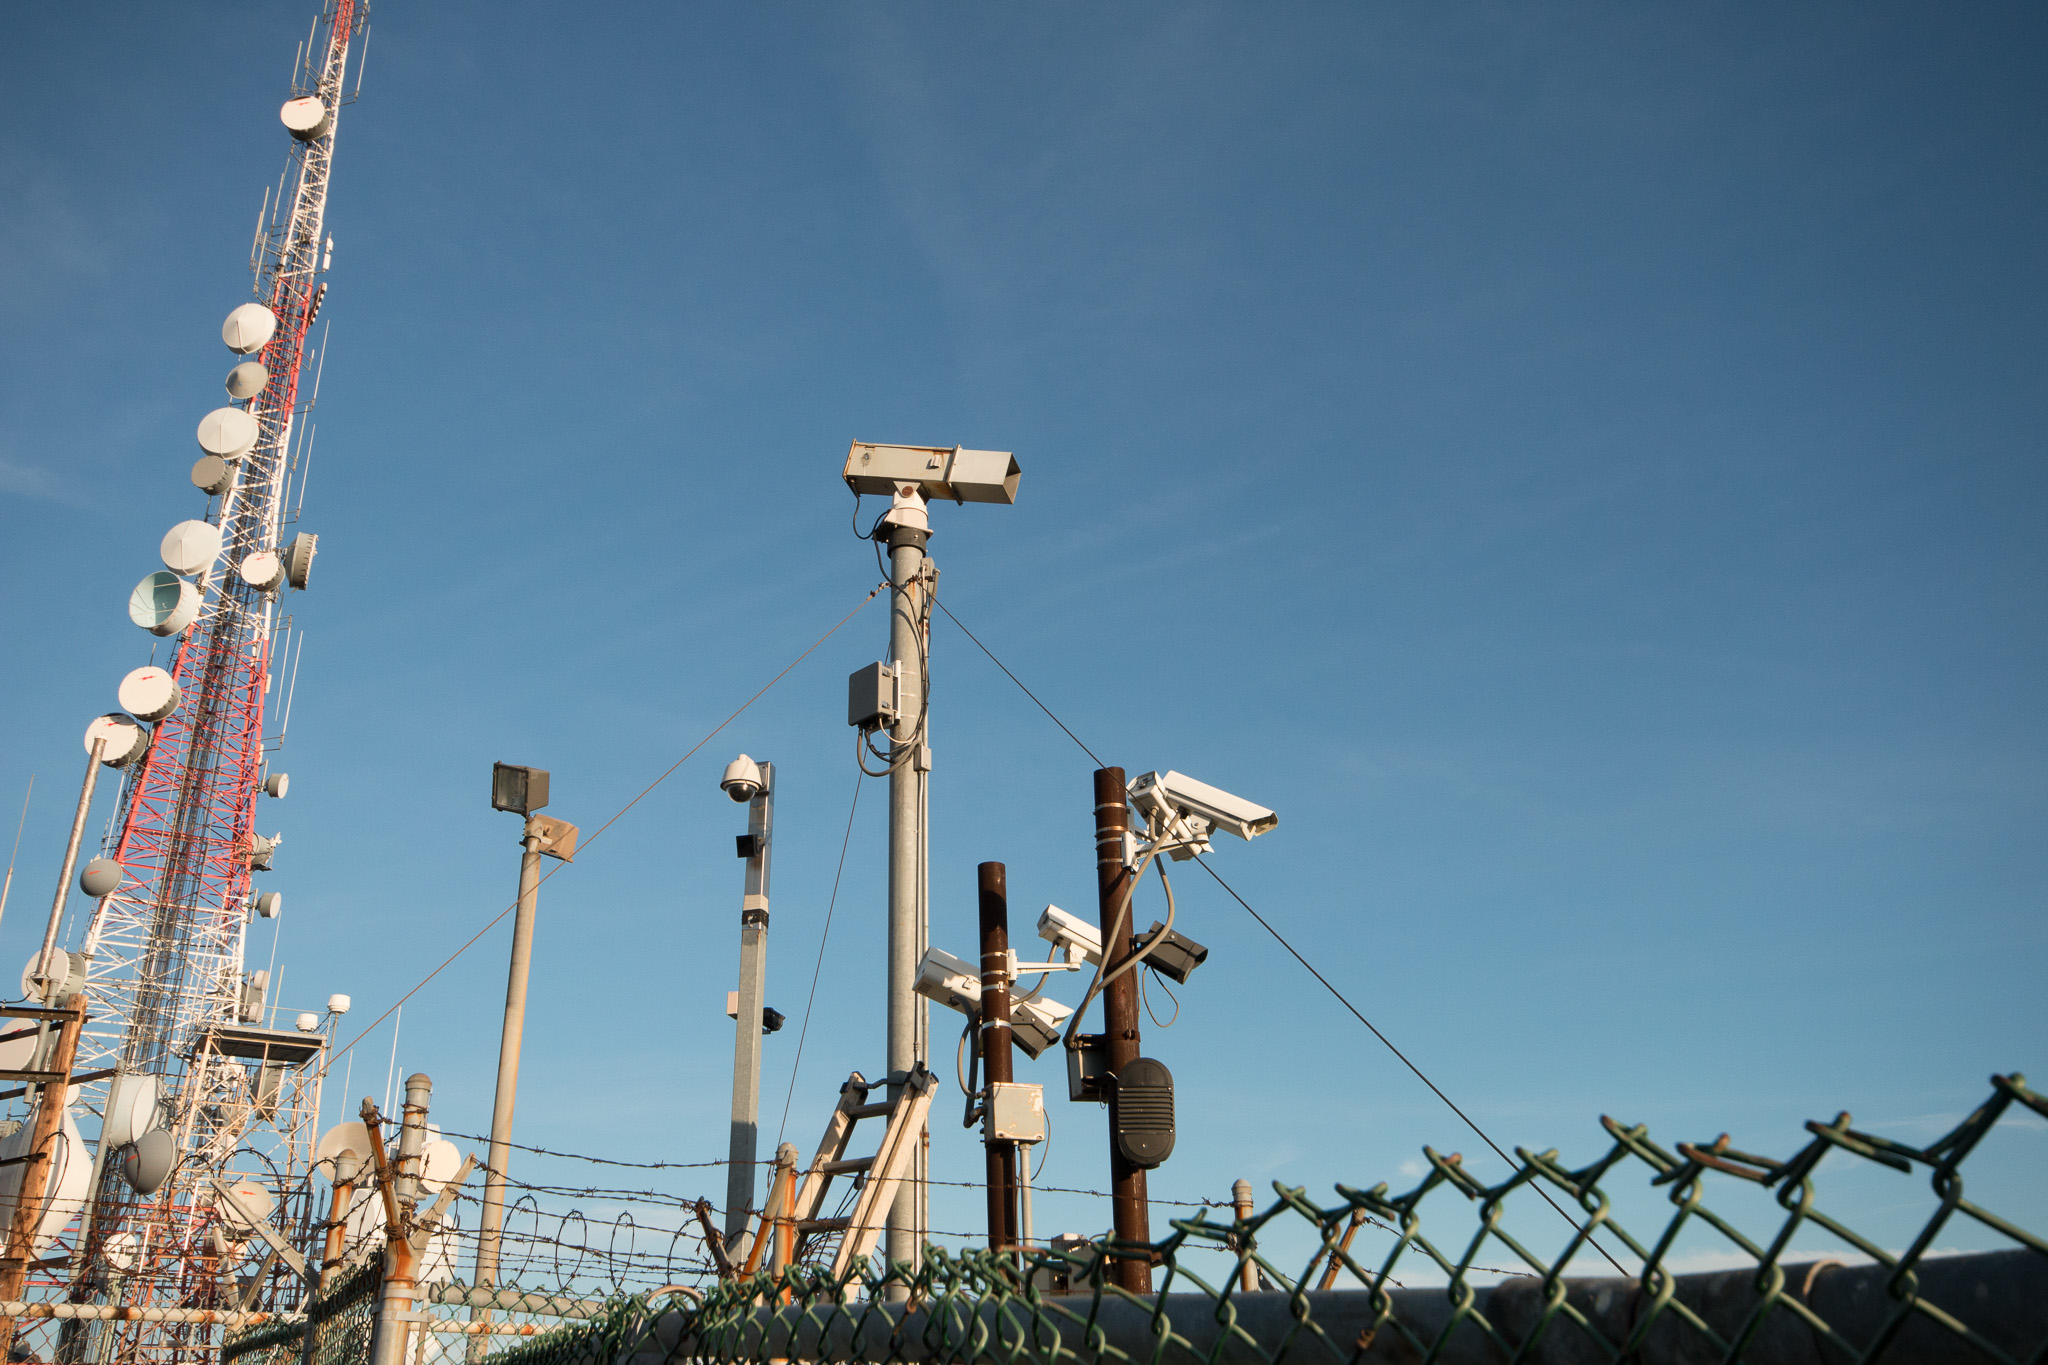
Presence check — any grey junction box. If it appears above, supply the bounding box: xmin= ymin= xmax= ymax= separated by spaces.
xmin=986 ymin=1081 xmax=1046 ymax=1143
xmin=848 ymin=662 xmax=899 ymax=730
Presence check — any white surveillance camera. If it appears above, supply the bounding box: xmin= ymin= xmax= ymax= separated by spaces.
xmin=719 ymin=755 xmax=765 ymax=803
xmin=1128 ymin=770 xmax=1277 ymax=842
xmin=1036 ymin=905 xmax=1103 ymax=967
xmin=914 ymin=947 xmax=981 ymax=1017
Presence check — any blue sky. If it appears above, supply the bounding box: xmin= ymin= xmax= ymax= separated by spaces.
xmin=2 ymin=3 xmax=2043 ymax=1283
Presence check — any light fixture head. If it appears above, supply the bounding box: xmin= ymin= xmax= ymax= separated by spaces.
xmin=491 ymin=762 xmax=549 ymax=815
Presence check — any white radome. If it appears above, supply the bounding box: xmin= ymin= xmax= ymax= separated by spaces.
xmin=118 ymin=666 xmax=181 ymax=722
xmin=159 ymin=520 xmax=223 ymax=576
xmin=222 ymin=303 xmax=277 ymax=355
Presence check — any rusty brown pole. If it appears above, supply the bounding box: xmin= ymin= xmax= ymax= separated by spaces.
xmin=1232 ymin=1179 xmax=1257 ymax=1291
xmin=1093 ymin=769 xmax=1151 ymax=1293
xmin=0 ymin=1000 xmax=83 ymax=1339
xmin=977 ymin=862 xmax=1016 ymax=1252
xmin=319 ymin=1153 xmax=362 ymax=1291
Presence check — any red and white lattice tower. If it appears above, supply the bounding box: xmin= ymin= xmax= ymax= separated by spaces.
xmin=40 ymin=7 xmax=369 ymax=1361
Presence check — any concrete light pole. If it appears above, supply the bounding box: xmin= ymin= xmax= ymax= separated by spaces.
xmin=720 ymin=756 xmax=775 ymax=1248
xmin=474 ymin=764 xmax=575 ymax=1344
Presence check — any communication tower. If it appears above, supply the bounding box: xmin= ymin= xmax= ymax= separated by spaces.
xmin=15 ymin=7 xmax=372 ymax=1362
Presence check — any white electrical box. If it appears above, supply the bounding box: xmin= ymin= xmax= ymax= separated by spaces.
xmin=986 ymin=1081 xmax=1046 ymax=1143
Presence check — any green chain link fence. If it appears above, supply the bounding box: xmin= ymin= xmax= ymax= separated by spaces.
xmin=223 ymin=1262 xmax=378 ymax=1365
xmin=225 ymin=1072 xmax=2048 ymax=1365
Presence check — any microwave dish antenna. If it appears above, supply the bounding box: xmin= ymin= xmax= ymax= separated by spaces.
xmin=80 ymin=857 xmax=124 ymax=898
xmin=196 ymin=406 xmax=260 ymax=460
xmin=225 ymin=361 xmax=270 ymax=399
xmin=83 ymin=713 xmax=150 ymax=768
xmin=160 ymin=520 xmax=224 ymax=577
xmin=221 ymin=303 xmax=277 ymax=354
xmin=105 ymin=1074 xmax=166 ymax=1150
xmin=128 ymin=572 xmax=201 ymax=637
xmin=118 ymin=666 xmax=182 ymax=722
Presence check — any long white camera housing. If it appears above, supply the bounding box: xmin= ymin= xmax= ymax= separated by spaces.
xmin=914 ymin=947 xmax=980 ymax=1017
xmin=1036 ymin=905 xmax=1103 ymax=967
xmin=1128 ymin=770 xmax=1277 ymax=842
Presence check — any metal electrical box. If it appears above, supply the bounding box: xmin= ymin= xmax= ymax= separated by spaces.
xmin=1067 ymin=1033 xmax=1109 ymax=1104
xmin=986 ymin=1082 xmax=1046 ymax=1143
xmin=847 ymin=662 xmax=899 ymax=730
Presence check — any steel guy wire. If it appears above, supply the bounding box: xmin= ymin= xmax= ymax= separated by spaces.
xmin=931 ymin=599 xmax=1103 ymax=767
xmin=773 ymin=769 xmax=864 ymax=1151
xmin=926 ymin=601 xmax=1629 ymax=1274
xmin=311 ymin=583 xmax=884 ymax=1089
xmin=1189 ymin=852 xmax=1630 ymax=1277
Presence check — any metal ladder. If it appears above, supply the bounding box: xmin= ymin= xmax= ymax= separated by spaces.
xmin=790 ymin=1063 xmax=936 ymax=1276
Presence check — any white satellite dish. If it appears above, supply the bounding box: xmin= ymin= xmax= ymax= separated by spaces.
xmin=104 ymin=1074 xmax=164 ymax=1150
xmin=103 ymin=1230 xmax=142 ymax=1274
xmin=255 ymin=891 xmax=282 ymax=919
xmin=83 ymin=713 xmax=150 ymax=768
xmin=216 ymin=1179 xmax=275 ymax=1235
xmin=159 ymin=521 xmax=223 ymax=577
xmin=222 ymin=304 xmax=277 ymax=355
xmin=118 ymin=666 xmax=181 ymax=722
xmin=191 ymin=455 xmax=233 ymax=496
xmin=79 ymin=857 xmax=123 ymax=898
xmin=196 ymin=407 xmax=260 ymax=460
xmin=225 ymin=361 xmax=270 ymax=400
xmin=0 ymin=1023 xmax=35 ymax=1075
xmin=128 ymin=573 xmax=200 ymax=638
xmin=122 ymin=1128 xmax=175 ymax=1195
xmin=0 ymin=1104 xmax=90 ymax=1255
xmin=22 ymin=949 xmax=85 ymax=1003
xmin=280 ymin=97 xmax=331 ymax=141
xmin=283 ymin=533 xmax=318 ymax=590
xmin=315 ymin=1121 xmax=372 ymax=1170
xmin=264 ymin=772 xmax=289 ymax=799
xmin=418 ymin=1137 xmax=462 ymax=1193
xmin=239 ymin=550 xmax=284 ymax=592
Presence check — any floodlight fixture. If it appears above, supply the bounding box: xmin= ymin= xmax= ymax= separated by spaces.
xmin=491 ymin=762 xmax=549 ymax=815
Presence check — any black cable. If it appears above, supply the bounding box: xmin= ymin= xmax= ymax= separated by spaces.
xmin=775 ymin=771 xmax=864 ymax=1148
xmin=931 ymin=599 xmax=1104 ymax=768
xmin=1189 ymin=854 xmax=1630 ymax=1277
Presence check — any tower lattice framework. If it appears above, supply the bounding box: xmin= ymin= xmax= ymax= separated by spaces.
xmin=38 ymin=7 xmax=369 ymax=1362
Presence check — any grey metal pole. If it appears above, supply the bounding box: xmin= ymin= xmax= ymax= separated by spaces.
xmin=473 ymin=828 xmax=541 ymax=1303
xmin=884 ymin=523 xmax=930 ymax=1272
xmin=38 ymin=741 xmax=104 ymax=994
xmin=724 ymin=764 xmax=775 ymax=1247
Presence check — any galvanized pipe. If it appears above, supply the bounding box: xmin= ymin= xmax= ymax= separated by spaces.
xmin=38 ymin=740 xmax=104 ymax=994
xmin=472 ymin=826 xmax=542 ymax=1349
xmin=884 ymin=526 xmax=930 ymax=1274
